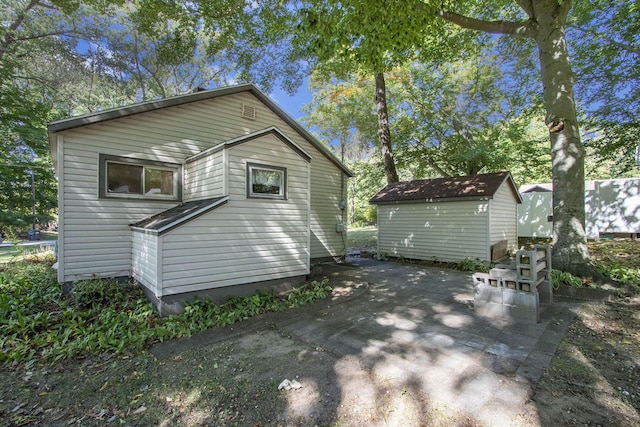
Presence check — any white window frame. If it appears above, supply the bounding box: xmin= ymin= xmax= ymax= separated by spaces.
xmin=246 ymin=163 xmax=287 ymax=200
xmin=99 ymin=154 xmax=182 ymax=201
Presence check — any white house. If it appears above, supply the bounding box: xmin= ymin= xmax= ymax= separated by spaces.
xmin=48 ymin=84 xmax=352 ymax=313
xmin=518 ymin=178 xmax=640 ymax=239
xmin=370 ymin=172 xmax=521 ymax=263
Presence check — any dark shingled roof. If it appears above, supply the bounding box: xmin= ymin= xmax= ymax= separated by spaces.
xmin=369 ymin=172 xmax=521 ymax=205
xmin=130 ymin=197 xmax=228 ymax=235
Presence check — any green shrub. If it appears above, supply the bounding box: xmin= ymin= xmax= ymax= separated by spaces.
xmin=452 ymin=258 xmax=491 ymax=273
xmin=0 ymin=259 xmax=333 ymax=367
xmin=596 ymin=264 xmax=640 ymax=286
xmin=71 ymin=279 xmax=145 ymax=310
xmin=551 ymin=269 xmax=583 ymax=289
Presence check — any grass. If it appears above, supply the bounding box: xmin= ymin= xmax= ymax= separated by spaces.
xmin=0 ymin=244 xmax=56 ymax=264
xmin=347 ymin=225 xmax=376 ymax=249
xmin=0 ymin=231 xmax=57 ymax=263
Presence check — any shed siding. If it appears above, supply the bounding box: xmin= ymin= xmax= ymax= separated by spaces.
xmin=131 ymin=231 xmax=159 ymax=295
xmin=57 ymin=92 xmax=344 ymax=283
xmin=184 ymin=150 xmax=224 ymax=201
xmin=377 ymin=201 xmax=489 ymax=262
xmin=489 ymin=182 xmax=518 ymax=251
xmin=159 ymin=136 xmax=309 ymax=295
xmin=518 ymin=178 xmax=640 ymax=239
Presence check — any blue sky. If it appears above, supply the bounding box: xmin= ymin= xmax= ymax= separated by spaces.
xmin=269 ymin=85 xmax=313 ymax=120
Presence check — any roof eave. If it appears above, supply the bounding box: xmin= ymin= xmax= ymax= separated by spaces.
xmin=370 ymin=195 xmax=494 ymax=205
xmin=48 ymin=83 xmax=354 ymax=178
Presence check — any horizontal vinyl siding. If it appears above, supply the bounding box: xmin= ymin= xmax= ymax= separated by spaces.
xmin=490 ymin=183 xmax=518 ymax=251
xmin=131 ymin=231 xmax=159 ymax=295
xmin=184 ymin=150 xmax=224 ymax=201
xmin=224 ymin=93 xmax=347 ymax=259
xmin=58 ymin=91 xmax=343 ymax=282
xmin=60 ymin=128 xmax=184 ymax=281
xmin=377 ymin=201 xmax=490 ymax=262
xmin=309 ymin=155 xmax=345 ymax=260
xmin=159 ymin=136 xmax=309 ymax=296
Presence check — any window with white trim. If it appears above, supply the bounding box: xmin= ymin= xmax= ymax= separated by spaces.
xmin=99 ymin=154 xmax=182 ymax=201
xmin=247 ymin=163 xmax=286 ymax=200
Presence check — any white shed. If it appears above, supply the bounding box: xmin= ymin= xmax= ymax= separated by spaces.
xmin=370 ymin=172 xmax=521 ymax=263
xmin=518 ymin=178 xmax=640 ymax=238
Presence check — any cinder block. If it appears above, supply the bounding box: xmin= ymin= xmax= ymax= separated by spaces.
xmin=474 ymin=285 xmax=502 ymax=305
xmin=516 ymin=279 xmax=536 ymax=293
xmin=504 ymin=280 xmax=517 ymax=290
xmin=537 ymin=280 xmax=554 ymax=306
xmin=472 ymin=273 xmax=491 ymax=287
xmin=503 ymin=303 xmax=539 ymax=323
xmin=518 ymin=267 xmax=532 ymax=279
xmin=489 ymin=268 xmax=517 ymax=281
xmin=502 ymin=289 xmax=538 ymax=310
xmin=475 ymin=301 xmax=504 ymax=318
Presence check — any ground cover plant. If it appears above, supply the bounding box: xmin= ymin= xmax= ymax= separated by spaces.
xmin=0 ymin=257 xmax=331 ymax=366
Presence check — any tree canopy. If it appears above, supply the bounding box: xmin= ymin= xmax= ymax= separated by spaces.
xmin=0 ymin=0 xmax=638 ymax=275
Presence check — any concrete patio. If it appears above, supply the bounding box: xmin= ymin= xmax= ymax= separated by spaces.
xmin=154 ymin=256 xmax=578 ymax=425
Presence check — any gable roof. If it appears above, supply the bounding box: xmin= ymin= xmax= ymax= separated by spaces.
xmin=130 ymin=196 xmax=228 ymax=236
xmin=369 ymin=172 xmax=522 ymax=205
xmin=48 ymin=83 xmax=352 ymax=177
xmin=520 ymin=184 xmax=553 ymax=193
xmin=186 ymin=126 xmax=312 ymax=164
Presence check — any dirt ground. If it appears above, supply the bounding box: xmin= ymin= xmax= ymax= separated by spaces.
xmin=530 ymin=299 xmax=640 ymax=426
xmin=1 ymin=290 xmax=639 ymax=426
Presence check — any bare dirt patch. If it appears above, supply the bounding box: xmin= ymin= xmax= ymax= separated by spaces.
xmin=531 ymin=300 xmax=640 ymax=426
xmin=1 ymin=318 xmax=474 ymax=426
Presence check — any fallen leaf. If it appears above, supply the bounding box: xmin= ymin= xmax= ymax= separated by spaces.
xmin=132 ymin=406 xmax=147 ymax=415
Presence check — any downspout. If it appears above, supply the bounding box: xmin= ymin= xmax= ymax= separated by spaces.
xmin=56 ymin=135 xmax=65 ymax=284
xmin=339 ymin=134 xmax=347 ymax=257
xmin=486 ymin=197 xmax=492 ymax=262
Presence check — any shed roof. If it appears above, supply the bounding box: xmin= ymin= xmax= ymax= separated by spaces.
xmin=48 ymin=83 xmax=352 ymax=177
xmin=130 ymin=196 xmax=228 ymax=236
xmin=369 ymin=172 xmax=521 ymax=205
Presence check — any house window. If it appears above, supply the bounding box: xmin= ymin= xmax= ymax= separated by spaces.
xmin=247 ymin=163 xmax=286 ymax=200
xmin=99 ymin=154 xmax=182 ymax=201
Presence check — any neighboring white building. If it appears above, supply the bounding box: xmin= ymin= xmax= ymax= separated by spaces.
xmin=370 ymin=172 xmax=522 ymax=263
xmin=518 ymin=178 xmax=640 ymax=239
xmin=48 ymin=84 xmax=352 ymax=313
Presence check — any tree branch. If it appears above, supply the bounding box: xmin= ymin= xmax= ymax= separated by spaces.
xmin=0 ymin=0 xmax=40 ymax=61
xmin=555 ymin=0 xmax=572 ymax=22
xmin=568 ymin=25 xmax=640 ymax=56
xmin=438 ymin=10 xmax=536 ymax=39
xmin=515 ymin=0 xmax=534 ymax=18
xmin=11 ymin=30 xmax=76 ymax=43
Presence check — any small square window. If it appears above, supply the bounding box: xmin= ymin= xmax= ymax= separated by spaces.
xmin=247 ymin=163 xmax=286 ymax=200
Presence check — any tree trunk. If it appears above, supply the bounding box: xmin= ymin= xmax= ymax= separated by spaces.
xmin=438 ymin=1 xmax=593 ymax=275
xmin=375 ymin=72 xmax=399 ymax=184
xmin=533 ymin=0 xmax=591 ymax=275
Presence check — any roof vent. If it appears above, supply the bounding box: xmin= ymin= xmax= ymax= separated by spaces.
xmin=242 ymin=104 xmax=256 ymax=120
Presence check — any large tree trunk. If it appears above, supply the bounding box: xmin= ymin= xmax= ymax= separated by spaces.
xmin=533 ymin=0 xmax=591 ymax=275
xmin=375 ymin=72 xmax=399 ymax=184
xmin=438 ymin=0 xmax=593 ymax=275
